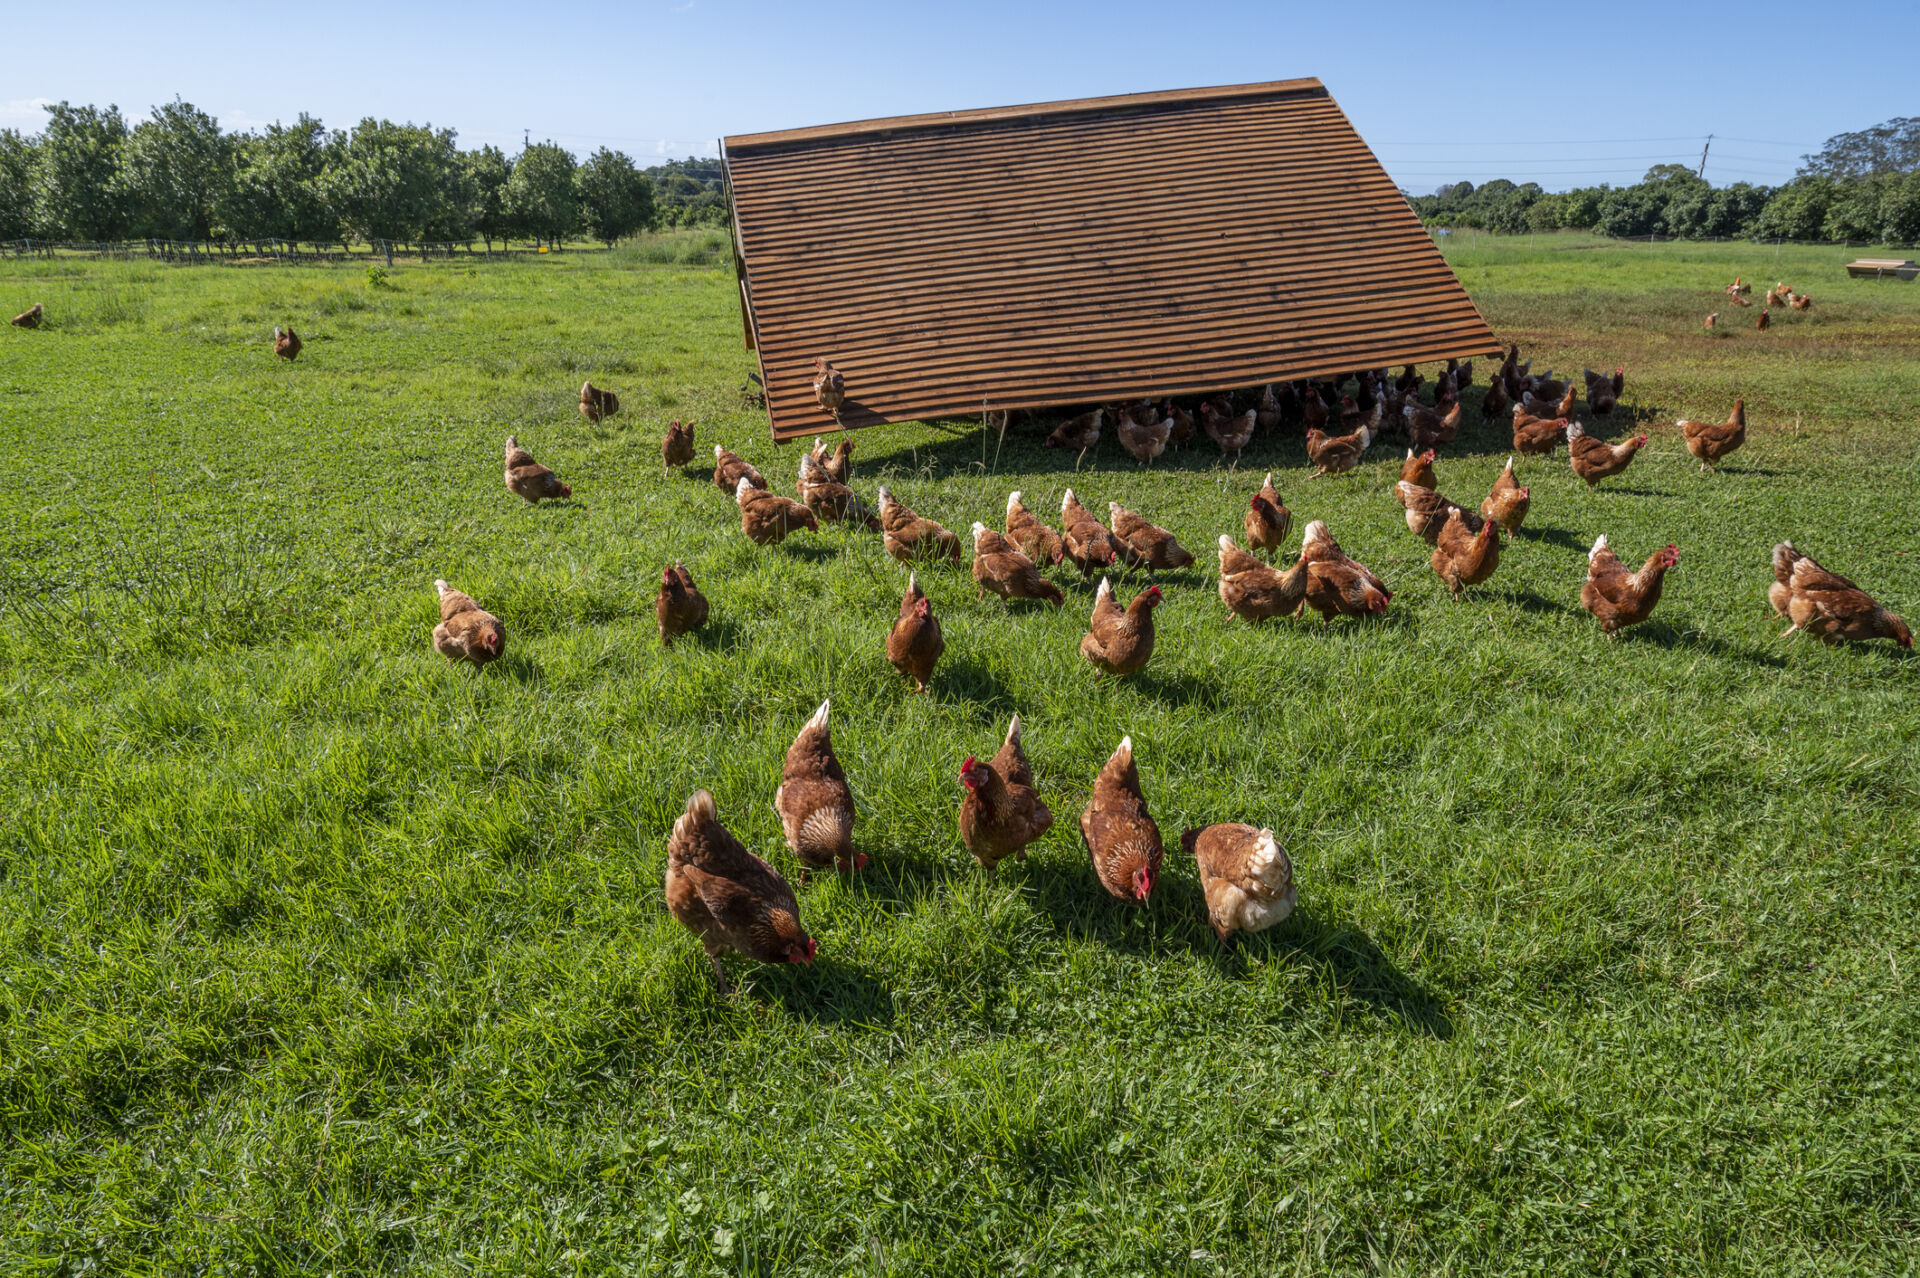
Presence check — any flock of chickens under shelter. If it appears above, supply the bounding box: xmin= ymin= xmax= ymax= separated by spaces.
xmin=463 ymin=319 xmax=1915 ymax=990
xmin=11 ymin=291 xmax=1909 ymax=993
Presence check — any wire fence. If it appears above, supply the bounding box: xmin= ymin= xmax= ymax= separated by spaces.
xmin=0 ymin=238 xmax=611 ymax=265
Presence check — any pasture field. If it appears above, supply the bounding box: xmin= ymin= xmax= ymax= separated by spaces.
xmin=1 ymin=232 xmax=1917 ymax=1275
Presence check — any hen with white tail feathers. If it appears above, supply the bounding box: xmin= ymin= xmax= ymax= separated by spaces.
xmin=1185 ymin=823 xmax=1297 ymax=944
xmin=774 ymin=699 xmax=864 ymax=873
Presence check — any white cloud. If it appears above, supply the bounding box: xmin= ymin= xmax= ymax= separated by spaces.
xmin=1 ymin=97 xmax=55 ymax=129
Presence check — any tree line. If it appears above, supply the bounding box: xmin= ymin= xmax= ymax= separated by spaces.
xmin=1408 ymin=117 xmax=1920 ymax=244
xmin=0 ymin=98 xmax=730 ymax=248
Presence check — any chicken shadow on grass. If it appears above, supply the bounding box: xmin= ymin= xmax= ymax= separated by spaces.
xmin=1251 ymin=906 xmax=1455 ymax=1039
xmin=484 ymin=653 xmax=544 ymax=683
xmin=1514 ymin=524 xmax=1588 ymax=553
xmin=1502 ymin=588 xmax=1577 ymax=619
xmin=936 ymin=655 xmax=1017 ymax=713
xmin=1629 ymin=619 xmax=1787 ymax=668
xmin=1121 ymin=667 xmax=1231 ymax=711
xmin=781 ymin=541 xmax=844 ymax=563
xmin=1021 ymin=862 xmax=1219 ymax=960
xmin=839 ymin=848 xmax=963 ymax=919
xmin=683 ymin=618 xmax=746 ymax=653
xmin=743 ymin=956 xmax=896 ymax=1026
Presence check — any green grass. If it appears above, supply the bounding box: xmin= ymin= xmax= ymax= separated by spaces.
xmin=1 ymin=232 xmax=1916 ymax=1275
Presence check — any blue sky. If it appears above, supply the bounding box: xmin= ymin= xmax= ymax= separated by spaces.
xmin=4 ymin=0 xmax=1915 ymax=191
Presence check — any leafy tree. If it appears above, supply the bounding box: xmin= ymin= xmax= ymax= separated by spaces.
xmin=119 ymin=98 xmax=233 ymax=240
xmin=1594 ymin=184 xmax=1666 ymax=238
xmin=1821 ymin=175 xmax=1886 ymax=242
xmin=577 ymin=147 xmax=654 ymax=246
xmin=1799 ymin=117 xmax=1920 ymax=181
xmin=1877 ymin=172 xmax=1920 ymax=244
xmin=322 ymin=118 xmax=464 ymax=243
xmin=34 ymin=102 xmax=130 ymax=240
xmin=463 ymin=144 xmax=512 ymax=250
xmin=1754 ymin=176 xmax=1836 ymax=241
xmin=506 ymin=141 xmax=579 ymax=247
xmin=223 ymin=115 xmax=339 ymax=242
xmin=0 ymin=129 xmax=36 ymax=240
xmin=646 ymin=156 xmax=728 ymax=226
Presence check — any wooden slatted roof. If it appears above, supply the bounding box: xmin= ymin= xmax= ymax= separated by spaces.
xmin=723 ymin=78 xmax=1498 ymax=443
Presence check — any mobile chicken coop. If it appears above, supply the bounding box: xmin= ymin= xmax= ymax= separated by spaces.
xmin=722 ymin=78 xmax=1499 ymax=443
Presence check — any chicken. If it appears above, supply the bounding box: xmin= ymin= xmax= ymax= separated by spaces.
xmin=1395 ymin=364 xmax=1423 ymax=394
xmin=713 ymin=444 xmax=766 ymax=493
xmin=886 ymin=572 xmax=944 ymax=692
xmin=1044 ymin=409 xmax=1102 ymax=452
xmin=1304 ymin=418 xmax=1372 ymax=477
xmin=1201 ymin=401 xmax=1257 ymax=459
xmin=1115 ymin=405 xmax=1171 ymax=466
xmin=12 ymin=302 xmax=44 ymax=329
xmin=1059 ymin=488 xmax=1125 ymax=577
xmin=665 ymin=789 xmax=814 ymax=994
xmin=1756 ymin=310 xmax=1770 ymax=331
xmin=1395 ymin=479 xmax=1481 ymax=544
xmin=1789 ymin=293 xmax=1812 ymax=312
xmin=1430 ymin=508 xmax=1502 ymax=597
xmin=1730 ymin=292 xmax=1752 ymax=307
xmin=1522 ymin=385 xmax=1577 ymax=421
xmin=877 ymin=487 xmax=962 ymax=564
xmin=1728 ymin=275 xmax=1749 ymax=295
xmin=775 ymin=698 xmax=863 ymax=874
xmin=820 ymin=436 xmax=854 ymax=484
xmin=579 ymin=380 xmax=619 ymax=422
xmin=971 ymin=523 xmax=1065 ymax=606
xmin=1185 ymin=823 xmax=1296 ymax=946
xmin=1162 ymin=399 xmax=1195 ymax=449
xmin=1567 ymin=423 xmax=1650 ymax=489
xmin=812 ymin=357 xmax=846 ymax=417
xmin=1217 ymin=535 xmax=1309 ymax=624
xmin=1704 ymin=312 xmax=1719 ymax=329
xmin=737 ymin=476 xmax=818 ymax=546
xmin=1580 ymin=536 xmax=1678 ymax=636
xmin=1512 ymin=410 xmax=1570 ymax=457
xmin=1764 ymin=288 xmax=1782 ymax=309
xmin=431 ymin=579 xmax=505 ymax=666
xmin=1108 ymin=503 xmax=1196 ymax=573
xmin=1585 ymin=367 xmax=1623 ymax=415
xmin=1298 ymin=521 xmax=1391 ymax=619
xmin=661 ymin=420 xmax=696 ymax=477
xmin=1480 ymin=457 xmax=1531 ymax=533
xmin=797 ymin=447 xmax=881 ymax=529
xmin=1300 ymin=385 xmax=1330 ymax=432
xmin=1338 ymin=394 xmax=1379 ymax=432
xmin=1005 ymin=491 xmax=1065 ymax=566
xmin=502 ymin=435 xmax=572 ymax=503
xmin=959 ymin=716 xmax=1055 ymax=874
xmin=1244 ymin=472 xmax=1291 ymax=560
xmin=272 ymin=325 xmax=301 ymax=360
xmin=1403 ymin=399 xmax=1462 ymax=451
xmin=1080 ymin=735 xmax=1162 ymax=903
xmin=1768 ymin=543 xmax=1910 ymax=647
xmin=655 ymin=563 xmax=709 ymax=646
xmin=1400 ymin=448 xmax=1437 ymax=490
xmin=1450 ymin=357 xmax=1475 ymax=391
xmin=1255 ymin=384 xmax=1282 ymax=434
xmin=1079 ymin=579 xmax=1161 ymax=676
xmin=1678 ymin=398 xmax=1746 ymax=472
xmin=1480 ymin=376 xmax=1511 ymax=421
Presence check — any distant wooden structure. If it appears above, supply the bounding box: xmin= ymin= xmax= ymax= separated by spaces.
xmin=1845 ymin=258 xmax=1918 ymax=280
xmin=723 ymin=78 xmax=1499 ymax=443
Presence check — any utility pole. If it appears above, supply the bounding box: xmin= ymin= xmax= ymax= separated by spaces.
xmin=1697 ymin=134 xmax=1713 ymax=180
